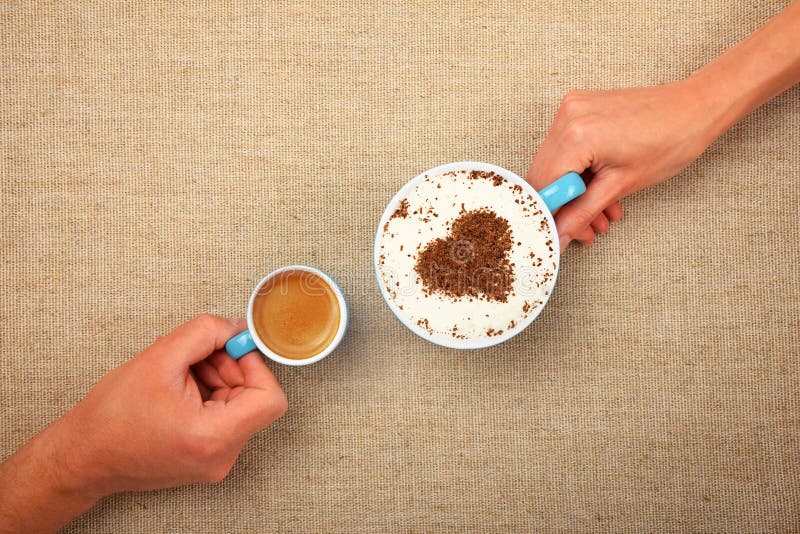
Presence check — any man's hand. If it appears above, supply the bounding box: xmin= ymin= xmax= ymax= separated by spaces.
xmin=64 ymin=313 xmax=288 ymax=493
xmin=0 ymin=314 xmax=287 ymax=533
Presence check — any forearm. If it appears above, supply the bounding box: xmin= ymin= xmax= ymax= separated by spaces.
xmin=687 ymin=1 xmax=800 ymax=144
xmin=0 ymin=419 xmax=102 ymax=534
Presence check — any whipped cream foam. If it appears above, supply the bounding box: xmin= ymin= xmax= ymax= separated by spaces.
xmin=376 ymin=169 xmax=558 ymax=342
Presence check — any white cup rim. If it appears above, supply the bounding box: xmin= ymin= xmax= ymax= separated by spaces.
xmin=246 ymin=264 xmax=349 ymax=366
xmin=373 ymin=161 xmax=560 ymax=350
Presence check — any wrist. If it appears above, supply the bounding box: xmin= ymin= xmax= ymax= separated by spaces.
xmin=681 ymin=69 xmax=748 ymax=147
xmin=645 ymin=78 xmax=728 ymax=168
xmin=44 ymin=414 xmax=112 ymax=504
xmin=0 ymin=418 xmax=105 ymax=532
xmin=673 ymin=73 xmax=737 ymax=153
xmin=681 ymin=3 xmax=800 ymax=147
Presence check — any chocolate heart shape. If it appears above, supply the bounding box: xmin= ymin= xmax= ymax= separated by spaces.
xmin=414 ymin=208 xmax=515 ymax=302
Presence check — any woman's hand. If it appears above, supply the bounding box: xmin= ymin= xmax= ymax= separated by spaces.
xmin=527 ymin=81 xmax=718 ymax=250
xmin=528 ymin=1 xmax=800 ymax=251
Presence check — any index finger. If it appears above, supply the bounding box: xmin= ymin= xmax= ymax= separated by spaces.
xmin=214 ymin=354 xmax=287 ymax=437
xmin=237 ymin=352 xmax=282 ymax=391
xmin=526 ymin=131 xmax=560 ymax=190
xmin=527 ymin=135 xmax=592 ymax=195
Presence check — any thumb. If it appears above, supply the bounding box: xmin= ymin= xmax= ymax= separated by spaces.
xmin=147 ymin=314 xmax=246 ymax=370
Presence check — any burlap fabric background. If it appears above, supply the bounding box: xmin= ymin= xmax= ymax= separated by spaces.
xmin=2 ymin=1 xmax=798 ymax=532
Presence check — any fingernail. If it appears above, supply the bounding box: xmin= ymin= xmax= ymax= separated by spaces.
xmin=231 ymin=317 xmax=247 ymax=329
xmin=559 ymin=234 xmax=572 ymax=251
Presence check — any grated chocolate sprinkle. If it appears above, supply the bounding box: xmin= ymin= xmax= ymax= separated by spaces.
xmin=414 ymin=209 xmax=515 ymax=302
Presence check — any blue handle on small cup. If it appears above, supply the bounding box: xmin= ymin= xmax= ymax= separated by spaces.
xmin=538 ymin=172 xmax=586 ymax=213
xmin=225 ymin=330 xmax=257 ymax=360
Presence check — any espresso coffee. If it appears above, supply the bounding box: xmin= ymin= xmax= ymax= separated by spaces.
xmin=252 ymin=270 xmax=340 ymax=359
xmin=376 ymin=169 xmax=557 ymax=341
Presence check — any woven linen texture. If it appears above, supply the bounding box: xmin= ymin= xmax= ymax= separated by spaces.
xmin=1 ymin=1 xmax=798 ymax=532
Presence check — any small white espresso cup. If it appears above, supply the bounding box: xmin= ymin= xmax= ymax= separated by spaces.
xmin=224 ymin=265 xmax=349 ymax=366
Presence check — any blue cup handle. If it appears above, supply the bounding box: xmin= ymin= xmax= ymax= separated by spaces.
xmin=538 ymin=172 xmax=586 ymax=213
xmin=225 ymin=330 xmax=258 ymax=360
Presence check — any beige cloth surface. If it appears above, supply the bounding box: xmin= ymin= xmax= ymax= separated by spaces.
xmin=2 ymin=1 xmax=799 ymax=532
